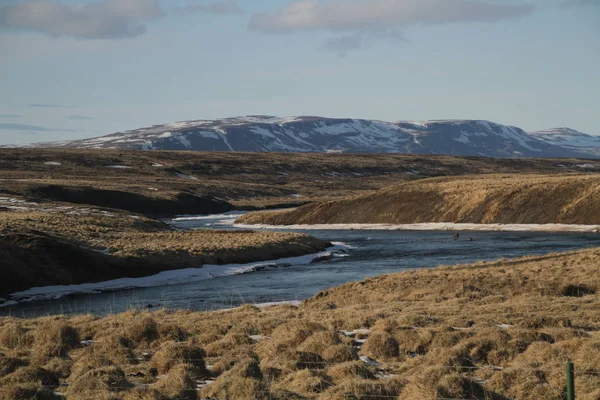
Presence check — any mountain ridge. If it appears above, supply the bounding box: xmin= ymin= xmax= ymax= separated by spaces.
xmin=5 ymin=116 xmax=599 ymax=159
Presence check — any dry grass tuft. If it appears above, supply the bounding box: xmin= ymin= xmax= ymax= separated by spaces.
xmin=328 ymin=361 xmax=376 ymax=382
xmin=2 ymin=365 xmax=59 ymax=386
xmin=66 ymin=365 xmax=128 ymax=400
xmin=0 ymin=356 xmax=27 ymax=378
xmin=320 ymin=376 xmax=406 ymax=400
xmin=297 ymin=330 xmax=343 ymax=355
xmin=275 ymin=369 xmax=331 ymax=395
xmin=0 ymin=322 xmax=33 ymax=350
xmin=32 ymin=320 xmax=79 ymax=359
xmin=124 ymin=316 xmax=159 ymax=345
xmin=204 ymin=333 xmax=253 ymax=357
xmin=118 ymin=387 xmax=168 ymax=400
xmin=150 ymin=342 xmax=206 ymax=375
xmin=153 ymin=363 xmax=198 ymax=400
xmin=360 ymin=332 xmax=400 ymax=361
xmin=322 ymin=343 xmax=358 ymax=363
xmin=0 ymin=383 xmax=61 ymax=400
xmin=202 ymin=371 xmax=269 ymax=400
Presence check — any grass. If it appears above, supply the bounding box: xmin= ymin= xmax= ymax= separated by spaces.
xmin=238 ymin=173 xmax=600 ymax=225
xmin=1 ymin=246 xmax=600 ymax=399
xmin=2 ymin=148 xmax=598 ymax=214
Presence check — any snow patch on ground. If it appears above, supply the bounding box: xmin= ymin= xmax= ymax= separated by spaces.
xmin=170 ymin=211 xmax=247 ymax=227
xmin=176 ymin=173 xmax=199 ymax=181
xmin=234 ymin=222 xmax=600 ymax=233
xmin=340 ymin=328 xmax=371 ymax=337
xmin=44 ymin=161 xmax=62 ymax=166
xmin=105 ymin=165 xmax=132 ymax=169
xmin=253 ymin=300 xmax=302 ymax=308
xmin=359 ymin=356 xmax=384 ymax=367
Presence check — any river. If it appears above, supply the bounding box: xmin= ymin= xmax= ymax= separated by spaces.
xmin=2 ymin=212 xmax=600 ymax=317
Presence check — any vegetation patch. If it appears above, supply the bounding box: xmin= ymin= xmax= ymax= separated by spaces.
xmin=2 ymin=247 xmax=600 ymax=399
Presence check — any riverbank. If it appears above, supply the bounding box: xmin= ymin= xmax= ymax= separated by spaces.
xmin=235 ymin=221 xmax=600 ymax=232
xmin=237 ymin=174 xmax=600 ymax=226
xmin=1 ymin=246 xmax=599 ymax=399
xmin=0 ymin=211 xmax=330 ymax=301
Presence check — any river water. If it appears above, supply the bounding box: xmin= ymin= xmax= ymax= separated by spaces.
xmin=3 ymin=213 xmax=600 ymax=317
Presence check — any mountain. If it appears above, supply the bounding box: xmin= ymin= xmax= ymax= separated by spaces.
xmin=8 ymin=116 xmax=598 ymax=158
xmin=529 ymin=128 xmax=600 ymax=157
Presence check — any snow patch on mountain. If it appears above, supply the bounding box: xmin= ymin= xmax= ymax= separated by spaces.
xmin=5 ymin=116 xmax=598 ymax=159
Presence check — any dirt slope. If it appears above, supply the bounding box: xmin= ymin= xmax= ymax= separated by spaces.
xmin=239 ymin=174 xmax=600 ymax=225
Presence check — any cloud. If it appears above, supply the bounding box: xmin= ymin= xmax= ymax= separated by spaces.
xmin=249 ymin=0 xmax=535 ymax=53
xmin=249 ymin=0 xmax=535 ymax=33
xmin=0 ymin=123 xmax=76 ymax=132
xmin=0 ymin=0 xmax=164 ymax=40
xmin=323 ymin=29 xmax=404 ymax=56
xmin=561 ymin=0 xmax=600 ymax=7
xmin=322 ymin=34 xmax=365 ymax=56
xmin=0 ymin=114 xmax=21 ymax=118
xmin=68 ymin=115 xmax=94 ymax=120
xmin=177 ymin=0 xmax=243 ymax=15
xmin=29 ymin=103 xmax=69 ymax=108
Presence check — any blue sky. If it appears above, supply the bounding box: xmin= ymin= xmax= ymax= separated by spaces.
xmin=0 ymin=0 xmax=598 ymax=145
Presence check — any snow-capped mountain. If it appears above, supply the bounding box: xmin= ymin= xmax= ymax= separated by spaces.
xmin=529 ymin=128 xmax=600 ymax=157
xmin=10 ymin=116 xmax=598 ymax=158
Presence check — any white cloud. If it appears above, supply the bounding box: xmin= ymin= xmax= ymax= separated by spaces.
xmin=0 ymin=0 xmax=164 ymax=40
xmin=561 ymin=0 xmax=600 ymax=7
xmin=250 ymin=0 xmax=535 ymax=33
xmin=249 ymin=0 xmax=535 ymax=54
xmin=177 ymin=0 xmax=243 ymax=15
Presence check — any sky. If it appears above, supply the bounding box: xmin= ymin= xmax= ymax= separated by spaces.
xmin=0 ymin=0 xmax=598 ymax=145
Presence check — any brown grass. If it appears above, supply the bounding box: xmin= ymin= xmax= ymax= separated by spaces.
xmin=3 ymin=148 xmax=595 ymax=213
xmin=32 ymin=319 xmax=79 ymax=360
xmin=239 ymin=173 xmax=600 ymax=225
xmin=2 ymin=247 xmax=600 ymax=399
xmin=150 ymin=342 xmax=206 ymax=375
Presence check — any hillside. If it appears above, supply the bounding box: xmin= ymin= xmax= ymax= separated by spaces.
xmin=530 ymin=128 xmax=600 ymax=157
xmin=1 ymin=246 xmax=599 ymax=399
xmin=3 ymin=149 xmax=599 ymax=214
xmin=8 ymin=116 xmax=598 ymax=158
xmin=238 ymin=174 xmax=600 ymax=226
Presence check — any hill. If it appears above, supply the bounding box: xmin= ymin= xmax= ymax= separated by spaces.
xmin=530 ymin=128 xmax=600 ymax=157
xmin=8 ymin=116 xmax=599 ymax=158
xmin=238 ymin=174 xmax=600 ymax=226
xmin=3 ymin=149 xmax=599 ymax=214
